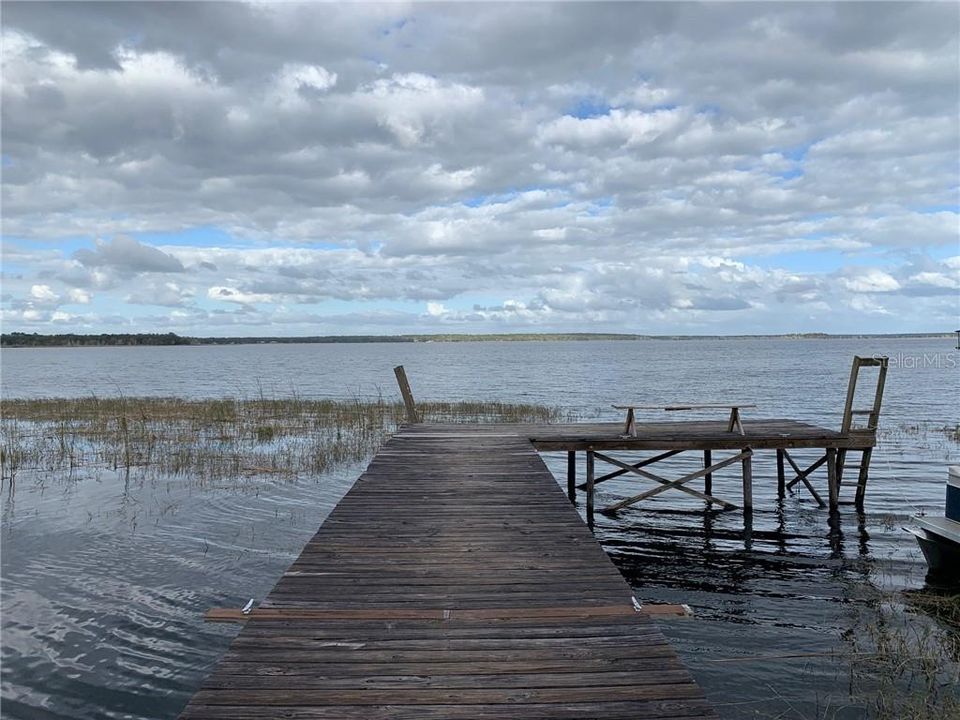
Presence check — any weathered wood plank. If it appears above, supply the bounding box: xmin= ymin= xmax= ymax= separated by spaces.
xmin=178 ymin=425 xmax=715 ymax=719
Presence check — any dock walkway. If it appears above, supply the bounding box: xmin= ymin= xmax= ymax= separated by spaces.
xmin=179 ymin=424 xmax=715 ymax=719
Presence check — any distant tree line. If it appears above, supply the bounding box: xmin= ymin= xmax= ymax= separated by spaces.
xmin=1 ymin=331 xmax=950 ymax=348
xmin=2 ymin=332 xmax=192 ymax=347
xmin=0 ymin=332 xmax=411 ymax=347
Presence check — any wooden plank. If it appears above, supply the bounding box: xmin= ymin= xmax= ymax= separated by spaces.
xmin=612 ymin=404 xmax=756 ymax=410
xmin=178 ymin=425 xmax=715 ymax=719
xmin=530 ymin=416 xmax=853 ymax=451
xmin=180 ymin=700 xmax=716 ymax=720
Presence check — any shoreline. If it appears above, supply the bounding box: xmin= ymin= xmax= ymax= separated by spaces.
xmin=2 ymin=331 xmax=955 ymax=348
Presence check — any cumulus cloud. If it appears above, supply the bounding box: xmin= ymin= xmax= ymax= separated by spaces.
xmin=1 ymin=2 xmax=957 ymax=335
xmin=73 ymin=236 xmax=185 ymax=274
xmin=29 ymin=284 xmax=59 ymax=304
xmin=67 ymin=288 xmax=91 ymax=304
xmin=840 ymin=269 xmax=902 ymax=294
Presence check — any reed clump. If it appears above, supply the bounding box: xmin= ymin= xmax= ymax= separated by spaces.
xmin=0 ymin=396 xmax=573 ymax=484
xmin=846 ymin=586 xmax=960 ymax=720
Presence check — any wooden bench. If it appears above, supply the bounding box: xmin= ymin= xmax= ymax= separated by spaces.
xmin=613 ymin=403 xmax=757 ymax=438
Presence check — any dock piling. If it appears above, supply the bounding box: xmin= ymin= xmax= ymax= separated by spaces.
xmin=741 ymin=447 xmax=753 ymax=510
xmin=703 ymin=449 xmax=713 ymax=495
xmin=776 ymin=449 xmax=786 ymax=498
xmin=586 ymin=448 xmax=595 ymax=523
xmin=855 ymin=448 xmax=872 ymax=508
xmin=393 ymin=365 xmax=420 ymax=424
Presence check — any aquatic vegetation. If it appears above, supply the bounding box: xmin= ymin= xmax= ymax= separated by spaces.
xmin=845 ymin=583 xmax=960 ymax=720
xmin=0 ymin=396 xmax=575 ymax=485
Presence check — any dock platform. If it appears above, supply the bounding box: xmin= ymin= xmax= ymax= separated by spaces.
xmin=179 ymin=424 xmax=716 ymax=720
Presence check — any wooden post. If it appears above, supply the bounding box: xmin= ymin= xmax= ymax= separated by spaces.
xmin=855 ymin=448 xmax=872 ymax=508
xmin=741 ymin=447 xmax=753 ymax=510
xmin=776 ymin=449 xmax=785 ymax=498
xmin=586 ymin=449 xmax=595 ymax=522
xmin=393 ymin=365 xmax=420 ymax=424
xmin=835 ymin=449 xmax=847 ymax=485
xmin=566 ymin=451 xmax=576 ymax=502
xmin=827 ymin=447 xmax=839 ymax=509
xmin=703 ymin=450 xmax=713 ymax=495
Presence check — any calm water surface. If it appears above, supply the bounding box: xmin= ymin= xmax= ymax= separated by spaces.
xmin=2 ymin=338 xmax=958 ymax=719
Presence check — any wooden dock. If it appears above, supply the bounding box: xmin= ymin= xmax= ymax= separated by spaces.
xmin=179 ymin=425 xmax=716 ymax=720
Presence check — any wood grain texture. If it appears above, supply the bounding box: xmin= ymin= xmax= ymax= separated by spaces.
xmin=178 ymin=425 xmax=715 ymax=719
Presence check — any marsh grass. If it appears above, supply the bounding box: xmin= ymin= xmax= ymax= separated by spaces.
xmin=844 ymin=585 xmax=960 ymax=720
xmin=1 ymin=396 xmax=575 ymax=484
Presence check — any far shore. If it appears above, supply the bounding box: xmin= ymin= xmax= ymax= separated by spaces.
xmin=1 ymin=331 xmax=954 ymax=349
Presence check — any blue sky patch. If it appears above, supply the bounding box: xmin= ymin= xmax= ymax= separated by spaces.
xmin=567 ymin=97 xmax=612 ymax=119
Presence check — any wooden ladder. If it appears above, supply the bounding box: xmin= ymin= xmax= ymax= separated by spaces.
xmin=780 ymin=355 xmax=887 ymax=509
xmin=837 ymin=355 xmax=887 ymax=507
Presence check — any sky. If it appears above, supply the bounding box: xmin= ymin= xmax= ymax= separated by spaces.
xmin=1 ymin=1 xmax=958 ymax=337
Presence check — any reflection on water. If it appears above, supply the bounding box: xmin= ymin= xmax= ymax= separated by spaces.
xmin=541 ymin=420 xmax=960 ymax=719
xmin=1 ymin=462 xmax=364 ymax=720
xmin=2 ymin=338 xmax=958 ymax=719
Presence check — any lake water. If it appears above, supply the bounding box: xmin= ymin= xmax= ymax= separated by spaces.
xmin=2 ymin=338 xmax=959 ymax=719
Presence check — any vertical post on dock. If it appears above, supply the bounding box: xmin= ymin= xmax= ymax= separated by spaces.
xmin=703 ymin=450 xmax=712 ymax=495
xmin=855 ymin=448 xmax=872 ymax=508
xmin=776 ymin=450 xmax=785 ymax=498
xmin=826 ymin=447 xmax=839 ymax=509
xmin=741 ymin=448 xmax=753 ymax=510
xmin=567 ymin=451 xmax=577 ymax=502
xmin=586 ymin=449 xmax=595 ymax=525
xmin=393 ymin=365 xmax=420 ymax=424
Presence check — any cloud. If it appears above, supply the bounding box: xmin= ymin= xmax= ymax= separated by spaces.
xmin=1 ymin=3 xmax=957 ymax=335
xmin=126 ymin=281 xmax=193 ymax=307
xmin=271 ymin=63 xmax=337 ymax=108
xmin=840 ymin=269 xmax=902 ymax=293
xmin=73 ymin=236 xmax=185 ymax=273
xmin=66 ymin=288 xmax=91 ymax=304
xmin=29 ymin=284 xmax=59 ymax=304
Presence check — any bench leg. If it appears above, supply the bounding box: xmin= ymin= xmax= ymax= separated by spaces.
xmin=566 ymin=451 xmax=576 ymax=502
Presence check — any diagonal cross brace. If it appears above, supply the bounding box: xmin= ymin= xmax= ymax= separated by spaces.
xmin=576 ymin=449 xmax=684 ymax=490
xmin=596 ymin=450 xmax=745 ymax=513
xmin=782 ymin=449 xmax=827 ymax=508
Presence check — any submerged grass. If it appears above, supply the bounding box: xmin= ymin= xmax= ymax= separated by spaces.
xmin=4 ymin=397 xmax=958 ymax=718
xmin=845 ymin=585 xmax=960 ymax=720
xmin=0 ymin=396 xmax=575 ymax=484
